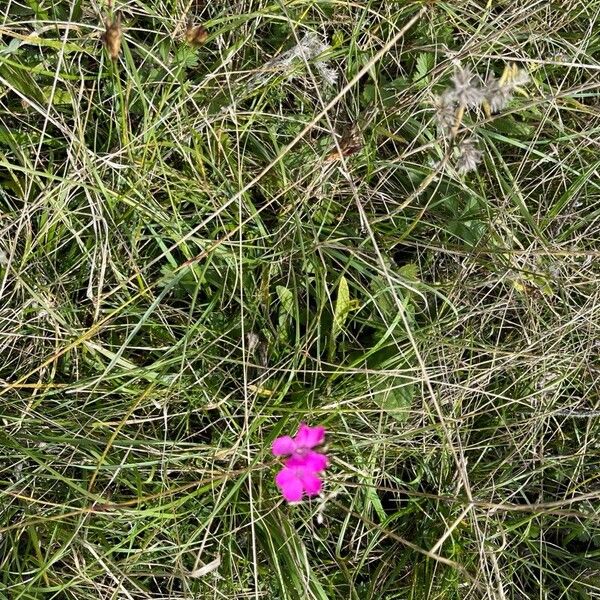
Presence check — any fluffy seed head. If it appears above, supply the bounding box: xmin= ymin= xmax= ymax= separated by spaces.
xmin=456 ymin=136 xmax=483 ymax=174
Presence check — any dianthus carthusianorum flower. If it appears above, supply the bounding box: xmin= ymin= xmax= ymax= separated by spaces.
xmin=272 ymin=423 xmax=328 ymax=503
xmin=272 ymin=423 xmax=328 ymax=470
xmin=275 ymin=463 xmax=323 ymax=502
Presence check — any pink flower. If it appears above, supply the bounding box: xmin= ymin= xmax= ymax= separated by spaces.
xmin=272 ymin=423 xmax=328 ymax=470
xmin=275 ymin=464 xmax=323 ymax=502
xmin=272 ymin=423 xmax=328 ymax=503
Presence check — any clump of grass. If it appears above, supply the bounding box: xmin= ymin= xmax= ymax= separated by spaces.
xmin=1 ymin=1 xmax=599 ymax=599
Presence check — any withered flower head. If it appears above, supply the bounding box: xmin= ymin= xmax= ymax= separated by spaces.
xmin=324 ymin=126 xmax=362 ymax=162
xmin=103 ymin=12 xmax=122 ymax=61
xmin=185 ymin=21 xmax=208 ymax=47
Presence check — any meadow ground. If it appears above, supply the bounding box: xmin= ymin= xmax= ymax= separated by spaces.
xmin=1 ymin=1 xmax=599 ymax=598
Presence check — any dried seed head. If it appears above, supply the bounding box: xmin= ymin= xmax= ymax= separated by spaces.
xmin=434 ymin=89 xmax=458 ymax=137
xmin=456 ymin=136 xmax=483 ymax=174
xmin=432 ymin=63 xmax=530 ymax=175
xmin=482 ymin=66 xmax=530 ymax=114
xmin=103 ymin=12 xmax=122 ymax=61
xmin=315 ymin=62 xmax=338 ymax=87
xmin=243 ymin=31 xmax=337 ymax=95
xmin=245 ymin=332 xmax=260 ymax=353
xmin=185 ymin=22 xmax=208 ymax=47
xmin=451 ymin=67 xmax=484 ymax=107
xmin=483 ymin=74 xmax=507 ymax=113
xmin=302 ymin=33 xmax=337 ymax=87
xmin=297 ymin=32 xmax=329 ymax=59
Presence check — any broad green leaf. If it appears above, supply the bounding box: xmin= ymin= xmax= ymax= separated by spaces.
xmin=371 ymin=380 xmax=414 ymax=423
xmin=332 ymin=275 xmax=350 ymax=341
xmin=276 ymin=285 xmax=294 ymax=343
xmin=276 ymin=285 xmax=294 ymax=318
xmin=41 ymin=86 xmax=73 ymax=105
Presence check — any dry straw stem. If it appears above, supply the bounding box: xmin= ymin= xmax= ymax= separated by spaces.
xmin=332 ymin=499 xmax=485 ymax=590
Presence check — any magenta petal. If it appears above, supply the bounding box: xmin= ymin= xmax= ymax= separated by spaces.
xmin=303 ymin=450 xmax=328 ymax=471
xmin=275 ymin=468 xmax=303 ymax=502
xmin=286 ymin=451 xmax=328 ymax=472
xmin=272 ymin=435 xmax=296 ymax=456
xmin=275 ymin=467 xmax=297 ymax=487
xmin=299 ymin=470 xmax=322 ymax=497
xmin=294 ymin=423 xmax=325 ymax=448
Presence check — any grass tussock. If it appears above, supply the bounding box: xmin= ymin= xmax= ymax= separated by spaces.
xmin=0 ymin=0 xmax=599 ymax=598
